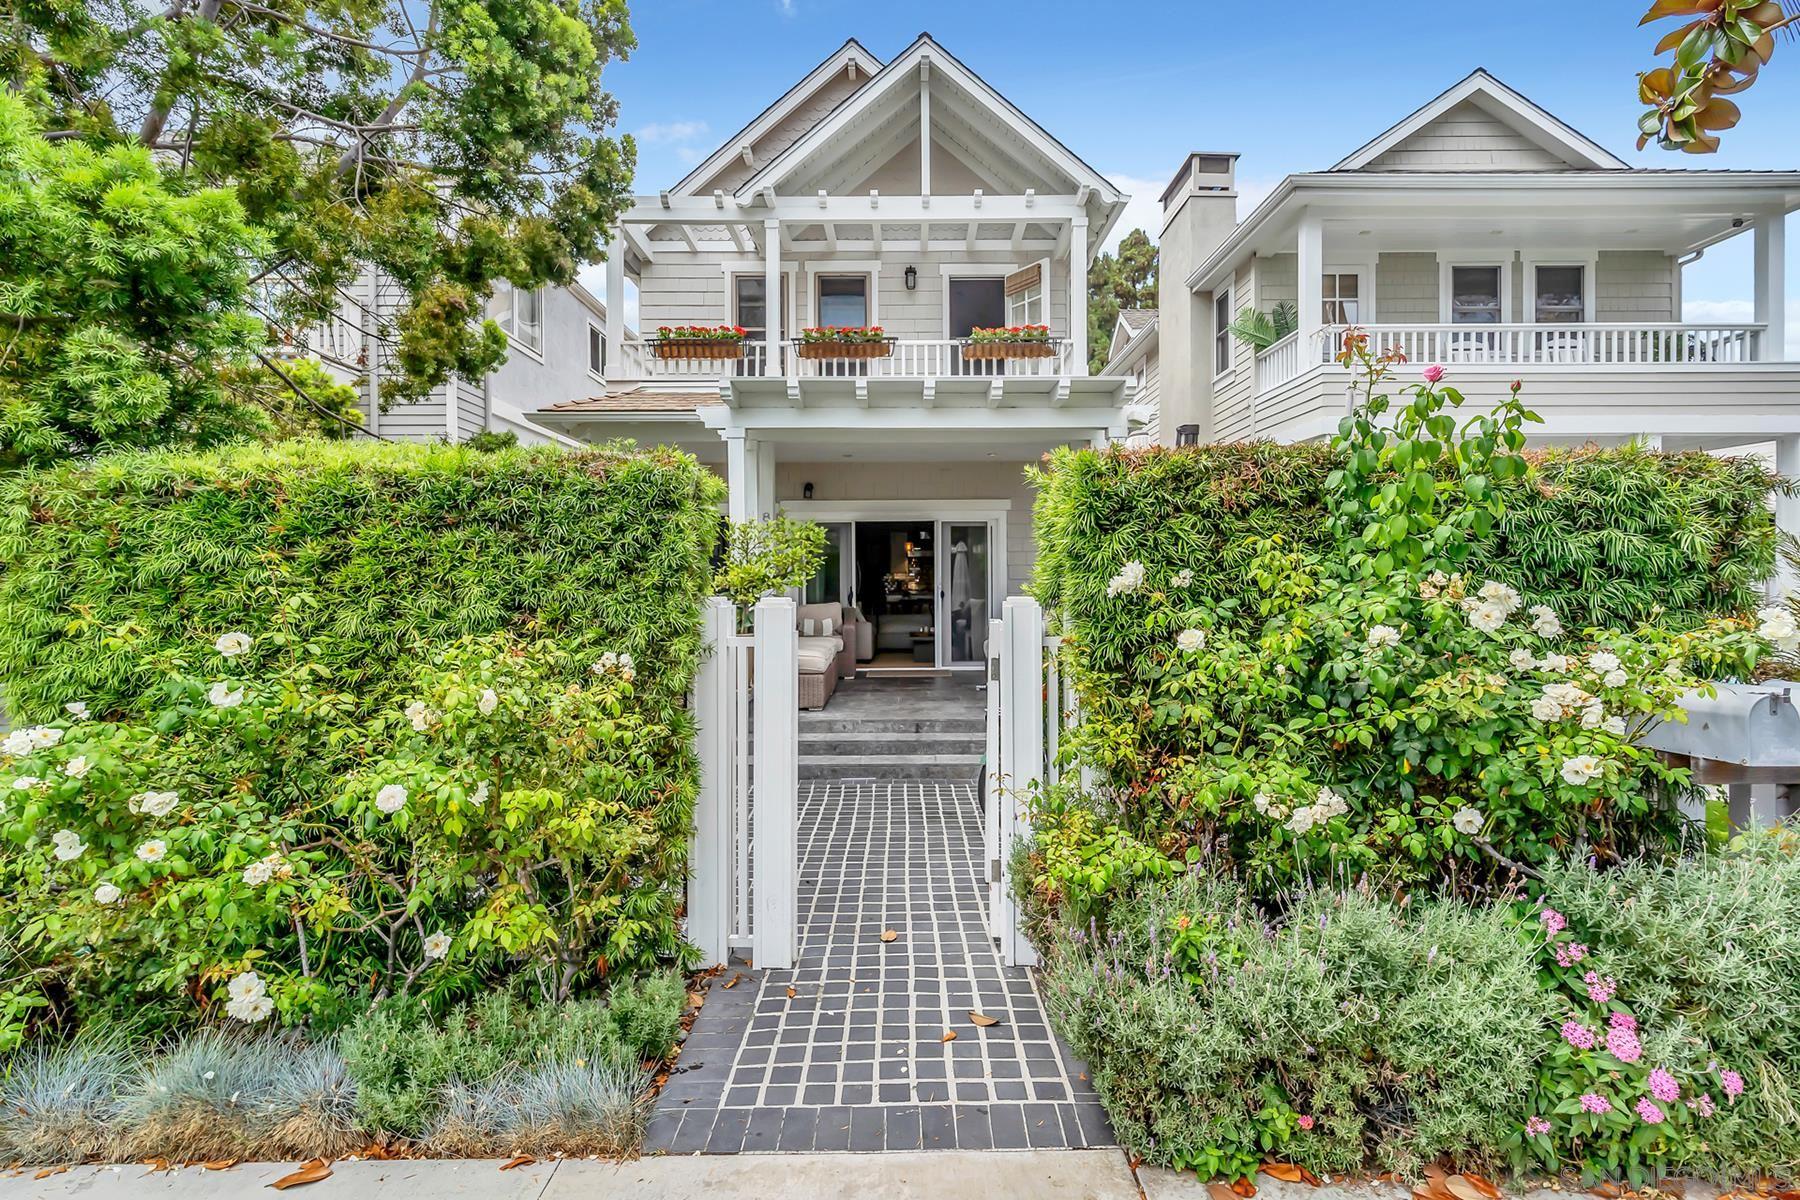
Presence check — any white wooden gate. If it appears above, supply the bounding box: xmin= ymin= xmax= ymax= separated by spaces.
xmin=691 ymin=595 xmax=799 ymax=970
xmin=982 ymin=596 xmax=1076 ymax=967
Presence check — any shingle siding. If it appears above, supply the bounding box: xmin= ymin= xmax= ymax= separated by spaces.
xmin=1596 ymin=251 xmax=1677 ymax=323
xmin=1364 ymin=101 xmax=1573 ymax=171
xmin=1375 ymin=253 xmax=1440 ymax=323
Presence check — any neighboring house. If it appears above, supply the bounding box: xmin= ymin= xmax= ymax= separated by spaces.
xmin=307 ymin=276 xmax=616 ymax=447
xmin=1103 ymin=308 xmax=1160 ymax=446
xmin=530 ymin=34 xmax=1133 ymax=670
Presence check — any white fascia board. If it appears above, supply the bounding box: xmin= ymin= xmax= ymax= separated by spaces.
xmin=1101 ymin=322 xmax=1158 ymax=377
xmin=623 ymin=194 xmax=1090 ymax=224
xmin=1183 ymin=171 xmax=1800 ymax=293
xmin=1330 ymin=69 xmax=1627 ymax=172
xmin=669 ymin=40 xmax=884 ymax=197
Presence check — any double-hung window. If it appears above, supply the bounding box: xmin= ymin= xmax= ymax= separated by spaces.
xmin=1005 ymin=264 xmax=1045 ymax=326
xmin=1449 ymin=266 xmax=1503 ymax=325
xmin=587 ymin=323 xmax=605 ymax=377
xmin=1533 ymin=265 xmax=1586 ymax=324
xmin=816 ymin=275 xmax=869 ymax=327
xmin=1213 ymin=289 xmax=1232 ymax=375
xmin=1322 ymin=273 xmax=1361 ymax=324
xmin=504 ymin=285 xmax=544 ymax=354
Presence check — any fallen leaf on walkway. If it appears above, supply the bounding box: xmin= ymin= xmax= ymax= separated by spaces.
xmin=940 ymin=1030 xmax=957 ymax=1042
xmin=880 ymin=929 xmax=899 ymax=942
xmin=203 ymin=1160 xmax=238 ymax=1171
xmin=499 ymin=1156 xmax=536 ymax=1171
xmin=968 ymin=1011 xmax=999 ymax=1027
xmin=1592 ymin=1185 xmax=1624 ymax=1200
xmin=269 ymin=1160 xmax=333 ymax=1189
xmin=722 ymin=973 xmax=743 ymax=989
xmin=1261 ymin=1162 xmax=1320 ymax=1186
xmin=142 ymin=1159 xmax=170 ymax=1173
xmin=1446 ymin=1177 xmax=1487 ymax=1200
xmin=1209 ymin=1183 xmax=1238 ymax=1200
xmin=786 ymin=986 xmax=796 ymax=999
xmin=33 ymin=1167 xmax=68 ymax=1180
xmin=1231 ymin=1177 xmax=1257 ymax=1197
xmin=1460 ymin=1175 xmax=1501 ymax=1200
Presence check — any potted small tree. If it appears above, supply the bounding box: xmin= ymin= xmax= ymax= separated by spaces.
xmin=794 ymin=326 xmax=895 ymax=361
xmin=651 ymin=325 xmax=749 ymax=361
xmin=962 ymin=324 xmax=1058 ymax=360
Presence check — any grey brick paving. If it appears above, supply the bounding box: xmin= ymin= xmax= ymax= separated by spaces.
xmin=649 ymin=780 xmax=1110 ymax=1153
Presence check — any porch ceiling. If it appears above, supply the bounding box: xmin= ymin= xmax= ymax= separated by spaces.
xmin=701 ymin=375 xmax=1134 ymax=443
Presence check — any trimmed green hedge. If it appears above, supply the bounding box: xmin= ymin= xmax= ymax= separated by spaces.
xmin=1032 ymin=442 xmax=1777 ymax=669
xmin=0 ymin=440 xmax=726 ymax=720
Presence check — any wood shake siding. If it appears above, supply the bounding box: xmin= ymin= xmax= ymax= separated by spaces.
xmin=1375 ymin=253 xmax=1440 ymax=323
xmin=1364 ymin=101 xmax=1573 ymax=171
xmin=695 ymin=72 xmax=865 ymax=195
xmin=1210 ymin=261 xmax=1258 ymax=441
xmin=1596 ymin=251 xmax=1678 ymax=323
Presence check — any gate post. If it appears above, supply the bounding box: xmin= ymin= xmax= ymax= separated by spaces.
xmin=687 ymin=597 xmax=735 ymax=968
xmin=752 ymin=595 xmax=799 ymax=971
xmin=998 ymin=596 xmax=1045 ymax=967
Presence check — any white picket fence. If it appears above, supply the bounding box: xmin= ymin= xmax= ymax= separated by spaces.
xmin=689 ymin=595 xmax=798 ymax=971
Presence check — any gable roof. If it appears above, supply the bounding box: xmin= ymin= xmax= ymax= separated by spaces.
xmin=1330 ymin=69 xmax=1628 ymax=172
xmin=1104 ymin=309 xmax=1158 ymax=371
xmin=731 ymin=33 xmax=1123 ymax=223
xmin=671 ymin=39 xmax=884 ymax=196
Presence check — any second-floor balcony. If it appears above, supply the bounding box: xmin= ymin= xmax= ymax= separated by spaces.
xmin=611 ymin=337 xmax=1078 ymax=383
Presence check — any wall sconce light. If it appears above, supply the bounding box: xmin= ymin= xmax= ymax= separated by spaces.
xmin=1176 ymin=423 xmax=1200 ymax=447
xmin=803 ymin=481 xmax=814 ymax=500
xmin=904 ymin=265 xmax=917 ymax=291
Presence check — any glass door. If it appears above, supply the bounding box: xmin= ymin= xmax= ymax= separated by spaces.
xmin=803 ymin=522 xmax=855 ymax=607
xmin=938 ymin=521 xmax=993 ymax=668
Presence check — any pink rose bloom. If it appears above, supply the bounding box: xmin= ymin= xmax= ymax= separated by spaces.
xmin=1539 ymin=907 xmax=1567 ymax=934
xmin=1524 ymin=1116 xmax=1551 ymax=1136
xmin=1296 ymin=1115 xmax=1314 ymax=1131
xmin=1606 ymin=1025 xmax=1643 ymax=1063
xmin=1648 ymin=1068 xmax=1680 ymax=1103
xmin=1561 ymin=1020 xmax=1597 ymax=1050
xmin=1636 ymin=1097 xmax=1666 ymax=1124
xmin=1579 ymin=1092 xmax=1611 ymax=1114
xmin=1720 ymin=1068 xmax=1744 ymax=1099
xmin=1422 ymin=363 xmax=1446 ymax=384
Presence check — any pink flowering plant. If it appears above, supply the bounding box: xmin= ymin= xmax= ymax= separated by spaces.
xmin=1510 ymin=904 xmax=1740 ymax=1185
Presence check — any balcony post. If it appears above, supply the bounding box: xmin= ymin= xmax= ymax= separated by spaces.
xmin=1778 ymin=437 xmax=1800 ymax=597
xmin=604 ymin=225 xmax=626 ymax=383
xmin=1297 ymin=209 xmax=1323 ymax=365
xmin=725 ymin=431 xmax=757 ymax=524
xmin=1070 ymin=215 xmax=1089 ymax=375
xmin=1753 ymin=213 xmax=1786 ymax=361
xmin=764 ymin=218 xmax=783 ymax=378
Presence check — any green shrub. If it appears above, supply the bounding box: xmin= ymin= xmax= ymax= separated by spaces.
xmin=0 ymin=439 xmax=724 ymax=721
xmin=1040 ymin=874 xmax=1550 ymax=1180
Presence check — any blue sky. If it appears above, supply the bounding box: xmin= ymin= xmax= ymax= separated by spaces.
xmin=585 ymin=1 xmax=1800 ymax=346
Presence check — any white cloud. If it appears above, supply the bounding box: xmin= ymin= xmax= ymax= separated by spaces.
xmin=635 ymin=120 xmax=709 ymax=145
xmin=1683 ymin=297 xmax=1798 ymax=358
xmin=778 ymin=0 xmax=795 ymax=12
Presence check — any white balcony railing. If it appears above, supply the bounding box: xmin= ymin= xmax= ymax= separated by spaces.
xmin=1253 ymin=331 xmax=1303 ymax=393
xmin=612 ymin=338 xmax=1076 ymax=383
xmin=1312 ymin=323 xmax=1767 ymax=371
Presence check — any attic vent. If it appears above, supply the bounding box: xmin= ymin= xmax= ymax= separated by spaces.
xmin=1195 ymin=155 xmax=1233 ymax=174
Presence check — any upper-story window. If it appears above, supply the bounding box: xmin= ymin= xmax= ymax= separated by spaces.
xmin=733 ymin=275 xmax=788 ymax=342
xmin=502 ymin=285 xmax=544 ymax=354
xmin=1322 ymin=273 xmax=1361 ymax=324
xmin=1534 ymin=265 xmax=1586 ymax=324
xmin=817 ymin=275 xmax=869 ymax=327
xmin=1005 ymin=264 xmax=1044 ymax=326
xmin=1449 ymin=266 xmax=1503 ymax=325
xmin=588 ymin=322 xmax=605 ymax=377
xmin=1213 ymin=289 xmax=1231 ymax=375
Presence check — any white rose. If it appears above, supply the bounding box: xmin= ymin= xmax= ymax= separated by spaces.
xmin=93 ymin=882 xmax=122 ymax=906
xmin=1177 ymin=628 xmax=1206 ymax=653
xmin=135 ymin=790 xmax=180 ymax=819
xmin=1601 ymin=715 xmax=1627 ymax=736
xmin=619 ymin=653 xmax=635 ymax=670
xmin=242 ymin=859 xmax=275 ymax=886
xmin=214 ymin=632 xmax=253 ymax=658
xmin=136 ymin=839 xmax=168 ymax=863
xmin=1314 ymin=787 xmax=1349 ymax=819
xmin=1508 ymin=648 xmax=1538 ymax=671
xmin=1171 ymin=569 xmax=1194 ymax=589
xmin=1286 ymin=806 xmax=1318 ymax=835
xmin=1580 ymin=702 xmax=1606 ymax=730
xmin=1529 ymin=696 xmax=1564 ymax=723
xmin=471 ymin=780 xmax=489 ymax=806
xmin=1452 ymin=806 xmax=1483 ymax=836
xmin=1541 ymin=653 xmax=1570 ymax=673
xmin=226 ymin=992 xmax=274 ymax=1023
xmin=404 ymin=700 xmax=432 ymax=732
xmin=1478 ymin=581 xmax=1522 ymax=616
xmin=26 ymin=726 xmax=62 ymax=750
xmin=64 ymin=702 xmax=90 ymax=721
xmin=227 ymin=969 xmax=266 ymax=1000
xmin=375 ymin=784 xmax=408 ymax=814
xmin=1602 ymin=669 xmax=1628 ymax=689
xmin=11 ymin=775 xmax=40 ymax=791
xmin=422 ymin=931 xmax=452 ymax=960
xmin=1366 ymin=625 xmax=1401 ymax=650
xmin=1106 ymin=561 xmax=1147 ymax=597
xmin=1528 ymin=605 xmax=1563 ymax=638
xmin=1757 ymin=605 xmax=1800 ymax=651
xmin=1588 ymin=650 xmax=1621 ymax=674
xmin=1467 ymin=602 xmax=1508 ymax=636
xmin=208 ymin=681 xmax=244 ymax=709
xmin=1 ymin=730 xmax=33 ymax=757
xmin=1560 ymin=756 xmax=1604 ymax=787
xmin=477 ymin=688 xmax=499 ymax=715
xmin=62 ymin=755 xmax=90 ymax=779
xmin=51 ymin=829 xmax=86 ymax=861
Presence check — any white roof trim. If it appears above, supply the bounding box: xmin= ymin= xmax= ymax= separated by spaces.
xmin=732 ymin=34 xmax=1123 ymax=214
xmin=670 ymin=39 xmax=884 ymax=197
xmin=1101 ymin=315 xmax=1157 ymax=377
xmin=1331 ymin=69 xmax=1628 ymax=172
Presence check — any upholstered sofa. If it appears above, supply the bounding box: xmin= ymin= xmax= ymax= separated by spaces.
xmin=794 ymin=602 xmax=860 ymax=710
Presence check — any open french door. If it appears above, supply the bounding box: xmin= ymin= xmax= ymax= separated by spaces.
xmin=937 ymin=519 xmax=995 ymax=669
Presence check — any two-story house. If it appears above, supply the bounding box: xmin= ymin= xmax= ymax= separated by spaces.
xmin=530 ymin=35 xmax=1134 ymax=670
xmin=1150 ymin=69 xmax=1800 ymax=543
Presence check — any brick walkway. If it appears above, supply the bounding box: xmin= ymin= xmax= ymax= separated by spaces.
xmin=646 ymin=781 xmax=1111 ymax=1154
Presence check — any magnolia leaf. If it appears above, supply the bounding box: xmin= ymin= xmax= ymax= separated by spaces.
xmin=1209 ymin=1185 xmax=1239 ymax=1200
xmin=1697 ymin=97 xmax=1742 ymax=129
xmin=1445 ymin=1177 xmax=1487 ymax=1200
xmin=269 ymin=1160 xmax=333 ymax=1190
xmin=880 ymin=929 xmax=899 ymax=942
xmin=968 ymin=1010 xmax=1000 ymax=1026
xmin=1639 ymin=0 xmax=1720 ymax=22
xmin=940 ymin=1030 xmax=957 ymax=1042
xmin=202 ymin=1160 xmax=239 ymax=1171
xmin=499 ymin=1156 xmax=535 ymax=1171
xmin=33 ymin=1167 xmax=69 ymax=1180
xmin=786 ymin=986 xmax=797 ymax=999
xmin=1459 ymin=1174 xmax=1501 ymax=1200
xmin=1231 ymin=1179 xmax=1258 ymax=1198
xmin=1655 ymin=17 xmax=1706 ymax=53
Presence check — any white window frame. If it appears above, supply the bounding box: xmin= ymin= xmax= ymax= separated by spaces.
xmin=724 ymin=266 xmax=797 ymax=342
xmin=1321 ymin=261 xmax=1374 ymax=325
xmin=1005 ymin=260 xmax=1049 ymax=327
xmin=1523 ymin=256 xmax=1597 ymax=324
xmin=937 ymin=263 xmax=1029 ymax=339
xmin=804 ymin=260 xmax=881 ymax=329
xmin=501 ymin=285 xmax=545 ymax=361
xmin=1439 ymin=258 xmax=1512 ymax=325
xmin=587 ymin=321 xmax=605 ymax=381
xmin=1213 ymin=287 xmax=1232 ymax=377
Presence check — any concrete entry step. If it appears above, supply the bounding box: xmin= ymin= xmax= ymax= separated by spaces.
xmin=799 ymin=733 xmax=984 ymax=757
xmin=799 ymin=755 xmax=984 ymax=782
xmin=800 ymin=675 xmax=989 ymax=782
xmin=799 ymin=715 xmax=986 ymax=735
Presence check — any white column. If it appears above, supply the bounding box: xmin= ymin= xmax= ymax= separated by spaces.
xmin=996 ymin=596 xmax=1044 ymax=968
xmin=364 ymin=269 xmax=382 ymax=437
xmin=1753 ymin=213 xmax=1787 ymax=362
xmin=687 ymin=597 xmax=735 ymax=967
xmin=605 ymin=226 xmax=626 ymax=382
xmin=725 ymin=432 xmax=757 ymax=524
xmin=1070 ymin=216 xmax=1089 ymax=376
xmin=752 ymin=595 xmax=798 ymax=971
xmin=1297 ymin=209 xmax=1324 ymax=360
xmin=764 ymin=218 xmax=783 ymax=378
xmin=755 ymin=440 xmax=778 ymax=520
xmin=1777 ymin=436 xmax=1800 ymax=598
